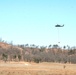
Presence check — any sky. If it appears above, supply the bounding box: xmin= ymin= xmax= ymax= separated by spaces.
xmin=0 ymin=0 xmax=76 ymax=47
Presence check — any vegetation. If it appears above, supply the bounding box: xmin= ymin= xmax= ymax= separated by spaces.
xmin=0 ymin=63 xmax=76 ymax=75
xmin=0 ymin=38 xmax=76 ymax=63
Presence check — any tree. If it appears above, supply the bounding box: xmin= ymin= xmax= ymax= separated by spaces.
xmin=33 ymin=55 xmax=41 ymax=63
xmin=13 ymin=55 xmax=17 ymax=61
xmin=63 ymin=46 xmax=66 ymax=49
xmin=67 ymin=45 xmax=70 ymax=50
xmin=48 ymin=44 xmax=51 ymax=48
xmin=39 ymin=46 xmax=46 ymax=52
xmin=53 ymin=44 xmax=59 ymax=48
xmin=2 ymin=53 xmax=8 ymax=62
xmin=18 ymin=55 xmax=21 ymax=61
xmin=25 ymin=44 xmax=29 ymax=47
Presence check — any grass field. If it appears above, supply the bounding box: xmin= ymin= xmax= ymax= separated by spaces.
xmin=0 ymin=62 xmax=76 ymax=75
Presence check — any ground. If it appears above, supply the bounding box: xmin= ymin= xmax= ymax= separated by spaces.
xmin=0 ymin=62 xmax=76 ymax=75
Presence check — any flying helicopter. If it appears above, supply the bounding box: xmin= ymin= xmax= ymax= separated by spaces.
xmin=55 ymin=24 xmax=64 ymax=44
xmin=55 ymin=24 xmax=64 ymax=27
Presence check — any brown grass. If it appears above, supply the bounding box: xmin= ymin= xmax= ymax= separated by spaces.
xmin=0 ymin=62 xmax=76 ymax=75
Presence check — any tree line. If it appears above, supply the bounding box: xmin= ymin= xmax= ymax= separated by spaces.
xmin=0 ymin=38 xmax=76 ymax=63
xmin=0 ymin=42 xmax=76 ymax=64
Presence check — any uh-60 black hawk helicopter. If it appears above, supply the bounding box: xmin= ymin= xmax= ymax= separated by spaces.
xmin=55 ymin=24 xmax=64 ymax=44
xmin=55 ymin=24 xmax=64 ymax=27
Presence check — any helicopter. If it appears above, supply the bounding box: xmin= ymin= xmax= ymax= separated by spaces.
xmin=55 ymin=24 xmax=64 ymax=27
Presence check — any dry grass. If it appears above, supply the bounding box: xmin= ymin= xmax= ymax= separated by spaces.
xmin=0 ymin=62 xmax=76 ymax=75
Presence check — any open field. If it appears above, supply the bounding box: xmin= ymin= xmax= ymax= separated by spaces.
xmin=0 ymin=62 xmax=76 ymax=75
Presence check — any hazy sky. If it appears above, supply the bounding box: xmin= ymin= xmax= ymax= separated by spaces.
xmin=0 ymin=0 xmax=76 ymax=47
